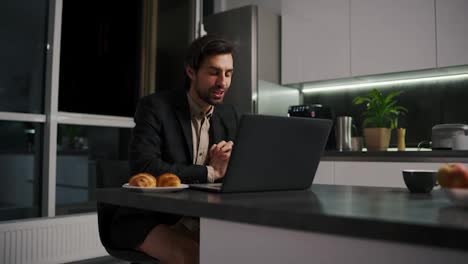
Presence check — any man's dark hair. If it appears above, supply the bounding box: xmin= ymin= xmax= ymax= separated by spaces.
xmin=184 ymin=35 xmax=234 ymax=90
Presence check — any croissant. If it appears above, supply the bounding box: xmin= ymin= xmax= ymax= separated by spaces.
xmin=128 ymin=173 xmax=157 ymax=187
xmin=158 ymin=173 xmax=181 ymax=187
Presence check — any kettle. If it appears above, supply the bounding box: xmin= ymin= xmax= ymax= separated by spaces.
xmin=431 ymin=124 xmax=468 ymax=150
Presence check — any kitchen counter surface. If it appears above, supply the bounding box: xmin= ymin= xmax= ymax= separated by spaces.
xmin=96 ymin=184 xmax=468 ymax=251
xmin=323 ymin=149 xmax=468 ymax=162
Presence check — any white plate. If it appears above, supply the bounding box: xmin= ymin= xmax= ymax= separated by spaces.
xmin=122 ymin=183 xmax=189 ymax=192
xmin=443 ymin=188 xmax=468 ymax=207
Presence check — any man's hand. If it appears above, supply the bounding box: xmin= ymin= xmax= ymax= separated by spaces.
xmin=208 ymin=140 xmax=234 ymax=180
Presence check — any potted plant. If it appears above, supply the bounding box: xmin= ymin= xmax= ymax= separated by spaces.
xmin=353 ymin=89 xmax=407 ymax=151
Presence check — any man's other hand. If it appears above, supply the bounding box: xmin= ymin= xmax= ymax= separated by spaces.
xmin=208 ymin=140 xmax=234 ymax=180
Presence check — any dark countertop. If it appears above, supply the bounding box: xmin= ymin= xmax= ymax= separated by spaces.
xmin=323 ymin=150 xmax=468 ymax=162
xmin=96 ymin=185 xmax=468 ymax=251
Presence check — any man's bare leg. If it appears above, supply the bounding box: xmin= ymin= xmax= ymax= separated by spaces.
xmin=137 ymin=224 xmax=199 ymax=264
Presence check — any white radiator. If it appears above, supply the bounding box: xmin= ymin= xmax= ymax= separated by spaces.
xmin=0 ymin=213 xmax=108 ymax=264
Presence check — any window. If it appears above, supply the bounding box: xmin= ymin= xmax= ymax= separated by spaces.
xmin=58 ymin=1 xmax=142 ymax=117
xmin=0 ymin=0 xmax=48 ymax=221
xmin=0 ymin=121 xmax=42 ymax=221
xmin=55 ymin=124 xmax=131 ymax=215
xmin=0 ymin=0 xmax=48 ymax=113
xmin=0 ymin=0 xmax=195 ymax=221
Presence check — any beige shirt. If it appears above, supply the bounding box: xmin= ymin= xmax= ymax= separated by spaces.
xmin=186 ymin=94 xmax=216 ymax=183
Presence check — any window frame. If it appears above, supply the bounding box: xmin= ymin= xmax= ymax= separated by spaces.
xmin=1 ymin=0 xmax=200 ymax=220
xmin=0 ymin=0 xmax=135 ymax=219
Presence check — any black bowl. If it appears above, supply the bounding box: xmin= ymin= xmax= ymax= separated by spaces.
xmin=402 ymin=170 xmax=438 ymax=193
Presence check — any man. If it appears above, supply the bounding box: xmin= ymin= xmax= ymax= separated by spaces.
xmin=109 ymin=35 xmax=238 ymax=264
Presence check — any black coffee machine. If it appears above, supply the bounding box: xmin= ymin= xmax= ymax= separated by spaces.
xmin=288 ymin=104 xmax=336 ymax=150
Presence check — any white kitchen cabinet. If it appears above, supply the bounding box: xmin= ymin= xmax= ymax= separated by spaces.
xmin=215 ymin=0 xmax=282 ymax=15
xmin=319 ymin=161 xmax=468 ymax=188
xmin=281 ymin=0 xmax=350 ymax=84
xmin=281 ymin=14 xmax=303 ymax=84
xmin=333 ymin=161 xmax=445 ymax=188
xmin=350 ymin=0 xmax=436 ymax=76
xmin=436 ymin=0 xmax=468 ymax=67
xmin=313 ymin=161 xmax=334 ymax=185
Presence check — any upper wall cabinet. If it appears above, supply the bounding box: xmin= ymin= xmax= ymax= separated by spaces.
xmin=217 ymin=0 xmax=282 ymax=14
xmin=436 ymin=0 xmax=468 ymax=67
xmin=281 ymin=0 xmax=350 ymax=84
xmin=350 ymin=0 xmax=436 ymax=76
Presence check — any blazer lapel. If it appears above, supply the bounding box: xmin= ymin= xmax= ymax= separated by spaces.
xmin=173 ymin=90 xmax=193 ymax=161
xmin=211 ymin=106 xmax=235 ymax=144
xmin=210 ymin=112 xmax=223 ymax=144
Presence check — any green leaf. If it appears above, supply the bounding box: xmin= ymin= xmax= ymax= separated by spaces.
xmin=352 ymin=96 xmax=370 ymax=105
xmin=353 ymin=89 xmax=407 ymax=128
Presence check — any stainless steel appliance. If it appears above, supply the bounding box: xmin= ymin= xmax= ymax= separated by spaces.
xmin=431 ymin=124 xmax=468 ymax=150
xmin=288 ymin=104 xmax=335 ymax=149
xmin=335 ymin=116 xmax=353 ymax=151
xmin=288 ymin=104 xmax=332 ymax=119
xmin=204 ymin=5 xmax=299 ymax=116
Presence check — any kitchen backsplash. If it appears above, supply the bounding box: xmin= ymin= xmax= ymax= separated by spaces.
xmin=303 ymin=77 xmax=468 ymax=147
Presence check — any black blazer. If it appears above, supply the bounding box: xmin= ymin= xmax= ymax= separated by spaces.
xmin=129 ymin=88 xmax=239 ymax=183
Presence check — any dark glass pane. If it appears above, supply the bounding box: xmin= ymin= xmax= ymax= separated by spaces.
xmin=0 ymin=0 xmax=48 ymax=113
xmin=0 ymin=121 xmax=42 ymax=221
xmin=58 ymin=1 xmax=142 ymax=116
xmin=55 ymin=125 xmax=131 ymax=215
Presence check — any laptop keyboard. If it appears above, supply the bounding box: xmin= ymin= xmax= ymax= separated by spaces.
xmin=207 ymin=183 xmax=222 ymax=187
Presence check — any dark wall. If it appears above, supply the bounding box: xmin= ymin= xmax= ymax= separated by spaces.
xmin=304 ymin=79 xmax=468 ymax=147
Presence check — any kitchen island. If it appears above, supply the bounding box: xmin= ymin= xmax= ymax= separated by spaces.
xmin=96 ymin=185 xmax=468 ymax=263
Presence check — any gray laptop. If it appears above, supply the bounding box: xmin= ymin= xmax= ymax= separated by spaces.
xmin=189 ymin=114 xmax=332 ymax=193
